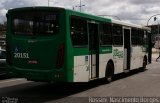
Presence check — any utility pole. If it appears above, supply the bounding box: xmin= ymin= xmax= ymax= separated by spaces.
xmin=74 ymin=0 xmax=85 ymax=12
xmin=80 ymin=0 xmax=81 ymax=11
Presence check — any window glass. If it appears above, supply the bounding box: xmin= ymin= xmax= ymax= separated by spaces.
xmin=0 ymin=51 xmax=6 ymax=59
xmin=100 ymin=23 xmax=112 ymax=45
xmin=138 ymin=29 xmax=144 ymax=45
xmin=70 ymin=17 xmax=88 ymax=46
xmin=131 ymin=28 xmax=138 ymax=45
xmin=12 ymin=11 xmax=59 ymax=35
xmin=112 ymin=25 xmax=123 ymax=46
xmin=143 ymin=30 xmax=148 ymax=45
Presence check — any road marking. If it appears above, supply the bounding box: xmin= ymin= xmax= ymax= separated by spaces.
xmin=0 ymin=78 xmax=25 ymax=84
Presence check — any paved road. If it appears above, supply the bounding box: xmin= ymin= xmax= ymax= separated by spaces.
xmin=0 ymin=54 xmax=160 ymax=103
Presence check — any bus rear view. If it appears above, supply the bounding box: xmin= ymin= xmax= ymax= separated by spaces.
xmin=6 ymin=7 xmax=69 ymax=82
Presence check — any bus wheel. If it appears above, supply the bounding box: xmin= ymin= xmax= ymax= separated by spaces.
xmin=141 ymin=56 xmax=147 ymax=71
xmin=105 ymin=62 xmax=114 ymax=83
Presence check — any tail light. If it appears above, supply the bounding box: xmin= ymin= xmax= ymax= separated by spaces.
xmin=56 ymin=44 xmax=65 ymax=69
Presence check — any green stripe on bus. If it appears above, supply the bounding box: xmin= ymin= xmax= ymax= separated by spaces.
xmin=100 ymin=46 xmax=112 ymax=54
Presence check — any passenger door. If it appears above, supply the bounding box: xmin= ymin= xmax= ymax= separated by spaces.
xmin=123 ymin=28 xmax=131 ymax=72
xmin=88 ymin=23 xmax=99 ymax=79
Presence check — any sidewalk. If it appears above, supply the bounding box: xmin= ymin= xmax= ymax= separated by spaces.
xmin=152 ymin=48 xmax=160 ymax=62
xmin=152 ymin=53 xmax=159 ymax=61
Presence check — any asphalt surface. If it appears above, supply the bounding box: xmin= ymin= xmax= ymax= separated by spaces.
xmin=0 ymin=54 xmax=160 ymax=103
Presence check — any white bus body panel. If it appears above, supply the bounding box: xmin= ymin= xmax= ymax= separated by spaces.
xmin=73 ymin=54 xmax=113 ymax=82
xmin=112 ymin=47 xmax=124 ymax=74
xmin=90 ymin=54 xmax=96 ymax=78
xmin=123 ymin=49 xmax=127 ymax=70
xmin=73 ymin=55 xmax=89 ymax=82
xmin=130 ymin=46 xmax=146 ymax=70
xmin=99 ymin=53 xmax=112 ymax=78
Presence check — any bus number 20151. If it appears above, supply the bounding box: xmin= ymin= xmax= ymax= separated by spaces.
xmin=14 ymin=53 xmax=29 ymax=58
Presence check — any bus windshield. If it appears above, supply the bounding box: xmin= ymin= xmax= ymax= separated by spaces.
xmin=11 ymin=11 xmax=59 ymax=36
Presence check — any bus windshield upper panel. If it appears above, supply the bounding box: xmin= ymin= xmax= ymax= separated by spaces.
xmin=11 ymin=11 xmax=59 ymax=36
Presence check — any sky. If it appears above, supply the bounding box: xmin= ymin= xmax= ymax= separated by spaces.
xmin=0 ymin=0 xmax=160 ymax=26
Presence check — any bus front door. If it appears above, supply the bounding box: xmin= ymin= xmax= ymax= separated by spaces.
xmin=88 ymin=23 xmax=99 ymax=79
xmin=124 ymin=28 xmax=131 ymax=72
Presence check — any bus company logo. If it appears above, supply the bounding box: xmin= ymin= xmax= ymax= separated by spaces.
xmin=113 ymin=49 xmax=123 ymax=58
xmin=15 ymin=47 xmax=19 ymax=53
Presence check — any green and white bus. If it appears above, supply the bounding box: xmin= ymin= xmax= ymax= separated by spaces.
xmin=6 ymin=7 xmax=151 ymax=82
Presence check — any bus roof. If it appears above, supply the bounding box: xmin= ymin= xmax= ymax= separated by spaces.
xmin=112 ymin=19 xmax=150 ymax=30
xmin=8 ymin=6 xmax=150 ymax=30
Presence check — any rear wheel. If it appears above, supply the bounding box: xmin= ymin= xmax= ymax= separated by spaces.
xmin=105 ymin=62 xmax=114 ymax=83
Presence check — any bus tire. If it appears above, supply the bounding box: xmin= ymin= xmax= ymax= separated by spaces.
xmin=105 ymin=62 xmax=114 ymax=83
xmin=141 ymin=56 xmax=147 ymax=71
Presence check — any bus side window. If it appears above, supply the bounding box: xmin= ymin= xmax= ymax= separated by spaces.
xmin=131 ymin=28 xmax=138 ymax=46
xmin=143 ymin=31 xmax=148 ymax=45
xmin=138 ymin=29 xmax=144 ymax=45
xmin=112 ymin=25 xmax=123 ymax=46
xmin=70 ymin=16 xmax=88 ymax=47
xmin=100 ymin=23 xmax=112 ymax=46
